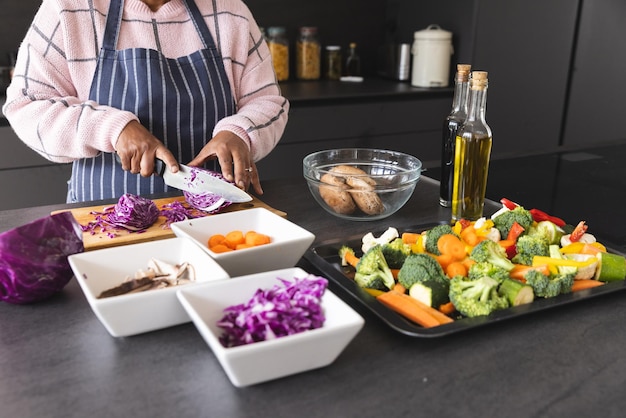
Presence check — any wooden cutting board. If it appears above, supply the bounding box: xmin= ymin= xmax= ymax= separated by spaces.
xmin=53 ymin=195 xmax=286 ymax=251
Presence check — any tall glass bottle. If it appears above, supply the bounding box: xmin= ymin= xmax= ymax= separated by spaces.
xmin=451 ymin=71 xmax=492 ymax=222
xmin=345 ymin=42 xmax=361 ymax=76
xmin=439 ymin=64 xmax=471 ymax=207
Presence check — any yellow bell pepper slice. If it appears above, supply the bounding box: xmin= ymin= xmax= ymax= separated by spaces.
xmin=532 ymin=256 xmax=597 ymax=268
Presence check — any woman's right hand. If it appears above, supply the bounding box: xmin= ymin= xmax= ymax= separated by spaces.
xmin=114 ymin=120 xmax=179 ymax=177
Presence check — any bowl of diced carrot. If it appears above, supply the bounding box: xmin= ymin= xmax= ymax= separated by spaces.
xmin=170 ymin=208 xmax=315 ymax=277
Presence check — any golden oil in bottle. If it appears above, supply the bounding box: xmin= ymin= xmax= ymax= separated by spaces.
xmin=451 ymin=71 xmax=492 ymax=222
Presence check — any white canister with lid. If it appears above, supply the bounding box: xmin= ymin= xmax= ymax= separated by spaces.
xmin=411 ymin=24 xmax=453 ymax=87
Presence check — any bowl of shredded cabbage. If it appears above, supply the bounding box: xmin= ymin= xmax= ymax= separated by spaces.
xmin=176 ymin=267 xmax=365 ymax=387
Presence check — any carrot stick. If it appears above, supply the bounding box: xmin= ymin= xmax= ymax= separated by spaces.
xmin=437 ymin=234 xmax=466 ymax=260
xmin=343 ymin=251 xmax=360 ymax=269
xmin=438 ymin=301 xmax=456 ymax=315
xmin=377 ymin=291 xmax=454 ymax=327
xmin=571 ymin=279 xmax=605 ymax=292
xmin=393 ymin=282 xmax=406 ymax=294
xmin=509 ymin=264 xmax=550 ymax=281
xmin=391 ymin=269 xmax=401 ymax=280
xmin=445 ymin=261 xmax=468 ymax=278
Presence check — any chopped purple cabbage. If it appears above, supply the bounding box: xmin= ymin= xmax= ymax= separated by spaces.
xmin=0 ymin=211 xmax=84 ymax=304
xmin=217 ymin=275 xmax=328 ymax=347
xmin=183 ymin=168 xmax=232 ymax=213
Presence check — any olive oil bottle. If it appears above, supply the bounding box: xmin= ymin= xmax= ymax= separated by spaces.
xmin=451 ymin=71 xmax=492 ymax=222
xmin=440 ymin=64 xmax=471 ymax=207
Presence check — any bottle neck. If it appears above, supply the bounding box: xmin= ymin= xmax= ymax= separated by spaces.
xmin=466 ymin=85 xmax=488 ymax=123
xmin=451 ymin=77 xmax=470 ymax=115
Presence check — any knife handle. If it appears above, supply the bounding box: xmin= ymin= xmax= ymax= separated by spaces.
xmin=114 ymin=153 xmax=167 ymax=177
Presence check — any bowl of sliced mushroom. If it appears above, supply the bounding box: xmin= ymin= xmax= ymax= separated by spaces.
xmin=69 ymin=237 xmax=230 ymax=337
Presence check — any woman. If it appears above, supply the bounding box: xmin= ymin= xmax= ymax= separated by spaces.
xmin=3 ymin=0 xmax=288 ymax=202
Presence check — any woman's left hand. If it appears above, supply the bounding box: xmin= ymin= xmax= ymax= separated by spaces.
xmin=187 ymin=131 xmax=262 ymax=195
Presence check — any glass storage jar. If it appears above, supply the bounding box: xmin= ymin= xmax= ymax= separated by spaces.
xmin=296 ymin=26 xmax=321 ymax=80
xmin=267 ymin=26 xmax=289 ymax=81
xmin=324 ymin=45 xmax=342 ymax=80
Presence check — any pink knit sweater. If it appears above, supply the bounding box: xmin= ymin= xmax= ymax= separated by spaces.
xmin=3 ymin=0 xmax=288 ymax=163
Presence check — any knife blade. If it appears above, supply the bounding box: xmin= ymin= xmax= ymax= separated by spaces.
xmin=156 ymin=159 xmax=252 ymax=203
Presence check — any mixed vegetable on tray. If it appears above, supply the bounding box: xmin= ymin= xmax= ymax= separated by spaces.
xmin=337 ymin=198 xmax=626 ymax=328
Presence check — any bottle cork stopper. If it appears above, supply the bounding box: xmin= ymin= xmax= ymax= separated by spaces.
xmin=470 ymin=71 xmax=488 ymax=90
xmin=456 ymin=64 xmax=471 ymax=81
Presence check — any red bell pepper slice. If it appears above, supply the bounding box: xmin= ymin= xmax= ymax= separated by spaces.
xmin=570 ymin=221 xmax=588 ymax=242
xmin=529 ymin=208 xmax=566 ymax=227
xmin=506 ymin=221 xmax=525 ymax=241
xmin=500 ymin=198 xmax=519 ymax=210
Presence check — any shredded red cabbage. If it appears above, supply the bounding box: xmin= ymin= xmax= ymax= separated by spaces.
xmin=105 ymin=194 xmax=160 ymax=231
xmin=0 ymin=211 xmax=84 ymax=304
xmin=217 ymin=275 xmax=328 ymax=347
xmin=158 ymin=200 xmax=204 ymax=228
xmin=183 ymin=168 xmax=232 ymax=213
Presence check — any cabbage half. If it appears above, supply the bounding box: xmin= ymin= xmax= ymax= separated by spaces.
xmin=0 ymin=211 xmax=84 ymax=304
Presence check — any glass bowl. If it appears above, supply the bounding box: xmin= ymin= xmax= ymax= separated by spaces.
xmin=303 ymin=148 xmax=422 ymax=221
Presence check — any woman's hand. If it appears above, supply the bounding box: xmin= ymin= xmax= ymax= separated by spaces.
xmin=115 ymin=120 xmax=179 ymax=177
xmin=188 ymin=131 xmax=263 ymax=195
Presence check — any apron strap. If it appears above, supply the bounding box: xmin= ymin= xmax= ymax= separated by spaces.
xmin=183 ymin=0 xmax=219 ymax=51
xmin=102 ymin=0 xmax=124 ymax=51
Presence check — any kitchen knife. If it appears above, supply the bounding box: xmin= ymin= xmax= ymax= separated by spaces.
xmin=155 ymin=159 xmax=252 ymax=203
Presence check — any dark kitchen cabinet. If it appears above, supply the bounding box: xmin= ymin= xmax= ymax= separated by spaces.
xmin=561 ymin=0 xmax=626 ymax=147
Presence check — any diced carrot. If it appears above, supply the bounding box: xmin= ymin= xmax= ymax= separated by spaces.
xmin=437 ymin=234 xmax=467 ymax=260
xmin=461 ymin=257 xmax=476 ymax=270
xmin=401 ymin=232 xmax=421 ymax=245
xmin=436 ymin=253 xmax=455 ymax=270
xmin=245 ymin=231 xmax=271 ymax=246
xmin=438 ymin=301 xmax=456 ymax=315
xmin=445 ymin=261 xmax=468 ymax=278
xmin=224 ymin=230 xmax=245 ymax=249
xmin=210 ymin=244 xmax=234 ymax=253
xmin=581 ymin=243 xmax=603 ymax=255
xmin=571 ymin=279 xmax=605 ymax=292
xmin=460 ymin=225 xmax=480 ymax=247
xmin=377 ymin=291 xmax=453 ymax=327
xmin=235 ymin=243 xmax=253 ymax=250
xmin=208 ymin=234 xmax=226 ymax=249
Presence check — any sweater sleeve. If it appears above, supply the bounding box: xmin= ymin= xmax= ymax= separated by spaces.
xmin=2 ymin=0 xmax=137 ymax=164
xmin=211 ymin=2 xmax=289 ymax=162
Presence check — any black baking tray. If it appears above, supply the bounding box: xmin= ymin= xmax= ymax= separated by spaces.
xmin=303 ymin=223 xmax=626 ymax=338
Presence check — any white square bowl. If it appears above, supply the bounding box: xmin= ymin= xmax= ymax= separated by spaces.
xmin=69 ymin=237 xmax=230 ymax=337
xmin=176 ymin=267 xmax=365 ymax=387
xmin=170 ymin=208 xmax=315 ymax=277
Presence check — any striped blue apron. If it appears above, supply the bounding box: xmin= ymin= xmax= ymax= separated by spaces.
xmin=68 ymin=0 xmax=235 ymax=202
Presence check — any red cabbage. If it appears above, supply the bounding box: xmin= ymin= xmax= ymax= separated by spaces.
xmin=105 ymin=194 xmax=160 ymax=231
xmin=217 ymin=275 xmax=328 ymax=347
xmin=0 ymin=211 xmax=84 ymax=304
xmin=158 ymin=200 xmax=204 ymax=228
xmin=183 ymin=168 xmax=232 ymax=213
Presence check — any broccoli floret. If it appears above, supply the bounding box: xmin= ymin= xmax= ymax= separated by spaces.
xmin=527 ymin=220 xmax=564 ymax=245
xmin=468 ymin=262 xmax=510 ymax=283
xmin=449 ymin=276 xmax=509 ymax=317
xmin=523 ymin=269 xmax=574 ymax=298
xmin=354 ymin=245 xmax=395 ymax=291
xmin=381 ymin=238 xmax=412 ymax=269
xmin=492 ymin=206 xmax=534 ymax=239
xmin=424 ymin=224 xmax=456 ymax=255
xmin=470 ymin=239 xmax=515 ymax=271
xmin=512 ymin=235 xmax=550 ymax=265
xmin=397 ymin=253 xmax=446 ymax=289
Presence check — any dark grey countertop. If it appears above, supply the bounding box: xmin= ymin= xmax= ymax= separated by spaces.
xmin=1 ymin=176 xmax=625 ymax=417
